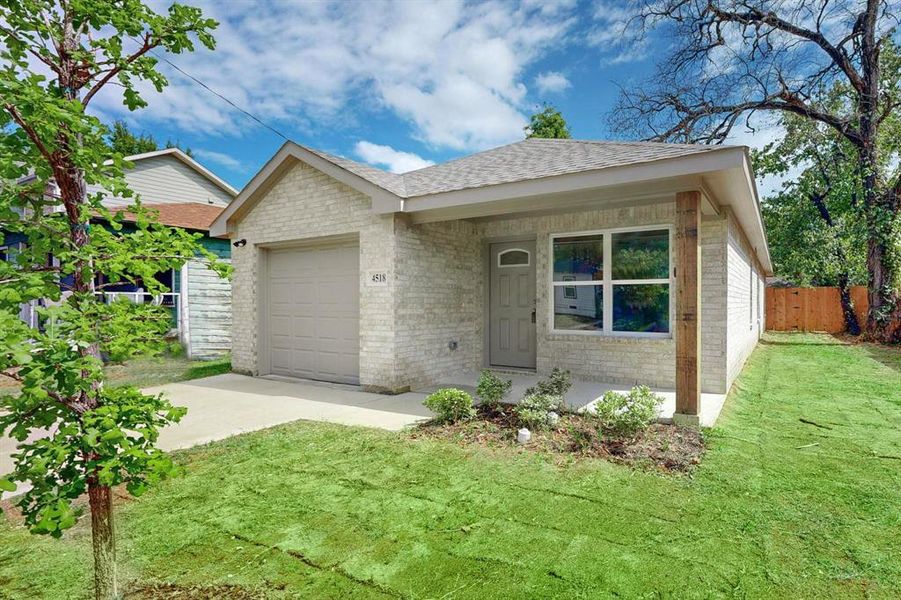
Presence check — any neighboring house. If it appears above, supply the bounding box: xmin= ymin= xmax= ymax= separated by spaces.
xmin=4 ymin=148 xmax=236 ymax=359
xmin=210 ymin=138 xmax=771 ymax=424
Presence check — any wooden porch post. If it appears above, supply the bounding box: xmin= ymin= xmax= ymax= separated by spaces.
xmin=674 ymin=191 xmax=701 ymax=426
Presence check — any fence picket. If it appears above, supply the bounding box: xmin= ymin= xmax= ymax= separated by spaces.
xmin=765 ymin=286 xmax=868 ymax=333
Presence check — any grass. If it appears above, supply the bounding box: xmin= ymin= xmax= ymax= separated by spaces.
xmin=1 ymin=333 xmax=899 ymax=598
xmin=106 ymin=354 xmax=232 ymax=389
xmin=0 ymin=353 xmax=232 ymax=394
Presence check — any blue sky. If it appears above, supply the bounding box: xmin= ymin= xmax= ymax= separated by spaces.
xmin=89 ymin=1 xmax=765 ymax=190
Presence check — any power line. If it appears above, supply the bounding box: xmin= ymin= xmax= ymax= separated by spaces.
xmin=136 ymin=39 xmax=289 ymax=141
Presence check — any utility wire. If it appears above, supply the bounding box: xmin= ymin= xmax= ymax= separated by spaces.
xmin=135 ymin=38 xmax=290 ymax=141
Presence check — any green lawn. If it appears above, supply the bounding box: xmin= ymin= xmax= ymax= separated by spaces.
xmin=1 ymin=334 xmax=899 ymax=598
xmin=0 ymin=354 xmax=231 ymax=395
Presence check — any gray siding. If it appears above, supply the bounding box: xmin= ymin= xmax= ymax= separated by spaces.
xmin=91 ymin=154 xmax=233 ymax=208
xmin=186 ymin=258 xmax=232 ymax=359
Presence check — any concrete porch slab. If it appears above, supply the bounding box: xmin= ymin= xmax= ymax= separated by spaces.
xmin=424 ymin=370 xmax=726 ymax=427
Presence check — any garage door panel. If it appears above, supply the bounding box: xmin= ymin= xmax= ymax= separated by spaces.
xmin=291 ymin=316 xmax=317 ymax=340
xmin=267 ymin=244 xmax=359 ymax=384
xmin=269 ymin=281 xmax=294 ymax=305
xmin=293 ymin=282 xmax=317 ymax=305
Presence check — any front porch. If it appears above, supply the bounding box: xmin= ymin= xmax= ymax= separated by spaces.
xmin=418 ymin=370 xmax=726 ymax=427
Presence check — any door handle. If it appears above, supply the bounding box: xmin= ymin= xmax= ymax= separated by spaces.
xmin=531 ymin=310 xmax=536 ymax=323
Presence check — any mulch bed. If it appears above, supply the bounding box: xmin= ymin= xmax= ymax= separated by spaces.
xmin=410 ymin=404 xmax=705 ymax=473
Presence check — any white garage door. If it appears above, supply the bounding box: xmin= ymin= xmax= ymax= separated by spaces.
xmin=267 ymin=243 xmax=360 ymax=384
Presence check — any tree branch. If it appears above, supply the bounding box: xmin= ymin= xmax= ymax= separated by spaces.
xmin=3 ymin=104 xmax=54 ymax=164
xmin=705 ymin=1 xmax=867 ymax=93
xmin=0 ymin=24 xmax=62 ymax=75
xmin=80 ymin=33 xmax=157 ymax=106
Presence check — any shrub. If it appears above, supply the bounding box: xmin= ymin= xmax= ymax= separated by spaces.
xmin=476 ymin=370 xmax=512 ymax=409
xmin=424 ymin=388 xmax=476 ymax=423
xmin=590 ymin=385 xmax=663 ymax=438
xmin=515 ymin=393 xmax=562 ymax=430
xmin=524 ymin=367 xmax=572 ymax=399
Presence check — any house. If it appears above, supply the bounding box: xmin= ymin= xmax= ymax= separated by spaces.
xmin=4 ymin=148 xmax=236 ymax=359
xmin=210 ymin=138 xmax=772 ymax=425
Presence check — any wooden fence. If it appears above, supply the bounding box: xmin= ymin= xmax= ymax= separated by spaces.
xmin=765 ymin=286 xmax=868 ymax=333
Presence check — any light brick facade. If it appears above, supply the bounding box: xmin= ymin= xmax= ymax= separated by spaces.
xmin=230 ymin=160 xmax=761 ymax=395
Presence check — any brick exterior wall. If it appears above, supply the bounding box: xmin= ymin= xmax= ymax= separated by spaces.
xmin=393 ymin=217 xmax=482 ymax=387
xmin=229 ymin=160 xmax=396 ymax=388
xmin=725 ymin=210 xmax=766 ymax=388
xmin=476 ymin=203 xmax=728 ymax=392
xmin=229 ymin=159 xmax=759 ymax=395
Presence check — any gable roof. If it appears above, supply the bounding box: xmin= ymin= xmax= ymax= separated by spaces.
xmin=123 ymin=148 xmax=239 ymax=197
xmin=211 ymin=138 xmax=771 ymax=273
xmin=286 ymin=138 xmax=725 ymax=200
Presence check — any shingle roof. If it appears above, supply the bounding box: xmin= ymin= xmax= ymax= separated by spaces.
xmin=302 ymin=145 xmax=408 ymax=197
xmin=303 ymin=138 xmax=729 ymax=199
xmin=116 ymin=202 xmax=225 ymax=232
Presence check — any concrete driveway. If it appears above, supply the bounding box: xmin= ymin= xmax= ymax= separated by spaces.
xmin=2 ymin=374 xmax=432 ymax=498
xmin=150 ymin=373 xmax=432 ymax=451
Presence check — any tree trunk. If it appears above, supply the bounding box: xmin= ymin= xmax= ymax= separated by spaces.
xmin=836 ymin=273 xmax=861 ymax=335
xmin=88 ymin=482 xmax=118 ymax=600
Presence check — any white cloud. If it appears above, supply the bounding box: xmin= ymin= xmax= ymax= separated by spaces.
xmin=354 ymin=141 xmax=435 ymax=173
xmin=193 ymin=149 xmax=244 ymax=172
xmin=586 ymin=2 xmax=649 ymax=64
xmin=90 ymin=0 xmax=578 ymax=152
xmin=534 ymin=71 xmax=571 ymax=95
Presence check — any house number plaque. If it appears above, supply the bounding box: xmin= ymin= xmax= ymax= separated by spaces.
xmin=367 ymin=270 xmax=388 ymax=287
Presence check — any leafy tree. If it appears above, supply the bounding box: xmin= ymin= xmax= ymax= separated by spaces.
xmin=525 ymin=104 xmax=572 ymax=139
xmin=108 ymin=120 xmax=157 ymax=156
xmin=0 ymin=1 xmax=220 ymax=598
xmin=108 ymin=119 xmax=193 ymax=157
xmin=756 ymin=107 xmax=873 ymax=334
xmin=611 ymin=1 xmax=901 ymax=342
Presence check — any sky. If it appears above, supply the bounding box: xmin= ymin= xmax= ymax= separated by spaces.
xmin=89 ymin=0 xmax=782 ymax=192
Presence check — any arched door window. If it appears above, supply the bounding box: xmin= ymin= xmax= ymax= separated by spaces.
xmin=497 ymin=248 xmax=530 ymax=267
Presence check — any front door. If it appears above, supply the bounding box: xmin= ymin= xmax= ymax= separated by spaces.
xmin=489 ymin=240 xmax=536 ymax=369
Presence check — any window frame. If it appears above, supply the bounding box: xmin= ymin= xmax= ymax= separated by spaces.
xmin=549 ymin=224 xmax=674 ymax=338
xmin=561 ymin=275 xmax=578 ymax=300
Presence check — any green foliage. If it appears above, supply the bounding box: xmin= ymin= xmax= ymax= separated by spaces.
xmin=0 ymin=386 xmax=185 ymax=536
xmin=108 ymin=121 xmax=157 ymax=156
xmin=754 ymin=109 xmax=870 ymax=288
xmin=423 ymin=388 xmax=475 ymax=424
xmin=108 ymin=120 xmax=193 ymax=157
xmin=514 ymin=393 xmax=561 ymax=430
xmin=475 ymin=370 xmax=512 ymax=409
xmin=589 ymin=386 xmax=663 ymax=438
xmin=524 ymin=367 xmax=572 ymax=399
xmin=0 ymin=0 xmax=220 ymax=555
xmin=524 ymin=104 xmax=571 ymax=139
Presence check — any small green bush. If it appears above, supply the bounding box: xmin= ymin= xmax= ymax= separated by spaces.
xmin=424 ymin=388 xmax=476 ymax=423
xmin=525 ymin=367 xmax=572 ymax=399
xmin=476 ymin=370 xmax=512 ymax=409
xmin=590 ymin=385 xmax=663 ymax=438
xmin=515 ymin=393 xmax=562 ymax=430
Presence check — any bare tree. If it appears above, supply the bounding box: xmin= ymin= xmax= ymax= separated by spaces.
xmin=610 ymin=0 xmax=900 ymax=342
